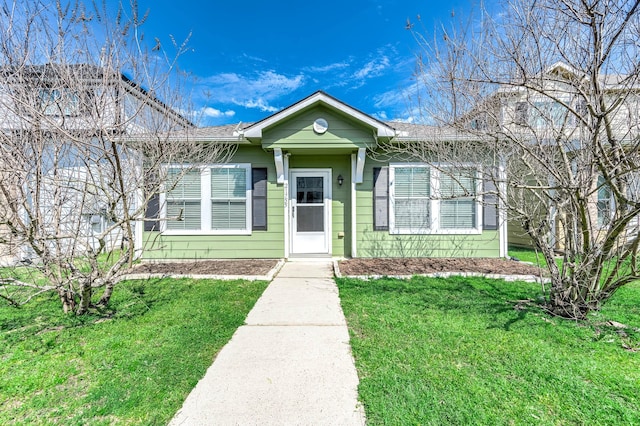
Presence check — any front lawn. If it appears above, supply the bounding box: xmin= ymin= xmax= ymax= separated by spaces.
xmin=508 ymin=245 xmax=548 ymax=266
xmin=0 ymin=278 xmax=268 ymax=425
xmin=337 ymin=276 xmax=640 ymax=425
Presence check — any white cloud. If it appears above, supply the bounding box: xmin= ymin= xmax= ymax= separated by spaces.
xmin=199 ymin=70 xmax=305 ymax=112
xmin=390 ymin=115 xmax=416 ymax=124
xmin=241 ymin=53 xmax=268 ymax=63
xmin=370 ymin=80 xmax=434 ymax=124
xmin=373 ymin=88 xmax=409 ymax=109
xmin=304 ymin=62 xmax=350 ymax=73
xmin=372 ymin=111 xmax=388 ymax=121
xmin=239 ymin=98 xmax=279 ymax=113
xmin=354 ymin=56 xmax=391 ymax=80
xmin=200 ymin=107 xmax=236 ymax=118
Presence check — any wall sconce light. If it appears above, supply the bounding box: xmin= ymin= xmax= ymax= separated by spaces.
xmin=337 ymin=174 xmax=344 ymax=186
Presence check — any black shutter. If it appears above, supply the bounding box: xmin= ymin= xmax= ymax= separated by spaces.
xmin=483 ymin=177 xmax=499 ymax=230
xmin=252 ymin=168 xmax=268 ymax=231
xmin=515 ymin=102 xmax=528 ymax=125
xmin=373 ymin=167 xmax=389 ymax=231
xmin=144 ymin=194 xmax=160 ymax=231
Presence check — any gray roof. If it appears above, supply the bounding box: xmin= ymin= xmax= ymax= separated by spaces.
xmin=195 ymin=123 xmax=252 ymax=139
xmin=1 ymin=63 xmax=194 ymax=127
xmin=386 ymin=121 xmax=481 ymax=141
xmin=385 ymin=121 xmax=439 ymax=136
xmin=180 ymin=120 xmax=478 ymax=142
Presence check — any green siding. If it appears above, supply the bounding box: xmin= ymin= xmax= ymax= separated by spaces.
xmin=143 ymin=146 xmax=285 ymax=260
xmin=289 ymin=155 xmax=352 ymax=257
xmin=143 ymin=121 xmax=503 ymax=259
xmin=262 ymin=106 xmax=376 ymax=153
xmin=508 ymin=220 xmax=535 ymax=248
xmin=143 ymin=148 xmax=355 ymax=260
xmin=355 ymin=159 xmax=502 ymax=258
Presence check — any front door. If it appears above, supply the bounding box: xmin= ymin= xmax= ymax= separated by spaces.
xmin=290 ymin=170 xmax=331 ymax=255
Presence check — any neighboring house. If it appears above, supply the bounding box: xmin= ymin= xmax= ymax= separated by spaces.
xmin=143 ymin=91 xmax=508 ymax=260
xmin=0 ymin=64 xmax=192 ymax=265
xmin=463 ymin=62 xmax=640 ymax=250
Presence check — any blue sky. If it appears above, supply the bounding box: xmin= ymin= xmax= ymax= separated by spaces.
xmin=134 ymin=0 xmax=475 ymax=126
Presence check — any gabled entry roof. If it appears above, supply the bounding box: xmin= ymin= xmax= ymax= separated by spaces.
xmin=242 ymin=91 xmax=396 ymax=139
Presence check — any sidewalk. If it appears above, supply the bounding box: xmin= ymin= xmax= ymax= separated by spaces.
xmin=169 ymin=261 xmax=366 ymax=426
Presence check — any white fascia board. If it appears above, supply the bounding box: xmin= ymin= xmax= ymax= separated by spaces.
xmin=243 ymin=92 xmax=396 ymax=138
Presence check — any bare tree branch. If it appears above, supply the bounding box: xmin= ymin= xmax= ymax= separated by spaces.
xmin=0 ymin=0 xmax=231 ymax=314
xmin=406 ymin=0 xmax=640 ymax=318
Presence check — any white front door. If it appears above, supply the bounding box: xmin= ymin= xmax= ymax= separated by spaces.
xmin=290 ymin=170 xmax=331 ymax=255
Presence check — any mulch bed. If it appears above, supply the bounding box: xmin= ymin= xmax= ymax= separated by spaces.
xmin=338 ymin=257 xmax=546 ymax=277
xmin=130 ymin=257 xmax=545 ymax=278
xmin=130 ymin=259 xmax=280 ymax=276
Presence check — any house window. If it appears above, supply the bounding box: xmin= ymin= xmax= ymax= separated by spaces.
xmin=211 ymin=167 xmax=248 ymax=231
xmin=166 ymin=169 xmax=202 ymax=231
xmin=164 ymin=164 xmax=251 ymax=234
xmin=391 ymin=165 xmax=431 ymax=233
xmin=529 ymin=101 xmax=566 ymax=128
xmin=597 ymin=175 xmax=612 ymax=227
xmin=439 ymin=170 xmax=477 ymax=229
xmin=38 ymin=88 xmax=81 ymax=116
xmin=516 ymin=101 xmax=569 ymax=127
xmin=389 ymin=164 xmax=481 ymax=234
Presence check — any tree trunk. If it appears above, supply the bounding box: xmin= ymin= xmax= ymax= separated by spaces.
xmin=546 ymin=274 xmax=604 ymax=320
xmin=58 ymin=288 xmax=75 ymax=314
xmin=97 ymin=280 xmax=115 ymax=307
xmin=76 ymin=280 xmax=93 ymax=315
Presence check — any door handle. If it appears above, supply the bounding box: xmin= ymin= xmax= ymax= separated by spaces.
xmin=292 ymin=205 xmax=295 ymax=218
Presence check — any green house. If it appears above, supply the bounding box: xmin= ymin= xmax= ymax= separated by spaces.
xmin=141 ymin=91 xmax=507 ymax=260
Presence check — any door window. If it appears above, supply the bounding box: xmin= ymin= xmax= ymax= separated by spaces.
xmin=296 ymin=177 xmax=324 ymax=232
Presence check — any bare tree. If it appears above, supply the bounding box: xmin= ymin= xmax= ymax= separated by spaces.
xmin=403 ymin=0 xmax=640 ymax=318
xmin=0 ymin=0 xmax=232 ymax=314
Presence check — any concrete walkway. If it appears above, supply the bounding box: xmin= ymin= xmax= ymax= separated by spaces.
xmin=169 ymin=261 xmax=366 ymax=426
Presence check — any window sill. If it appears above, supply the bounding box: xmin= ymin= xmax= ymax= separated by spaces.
xmin=160 ymin=230 xmax=252 ymax=236
xmin=390 ymin=228 xmax=483 ymax=235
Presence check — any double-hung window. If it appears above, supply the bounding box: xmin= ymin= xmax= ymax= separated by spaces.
xmin=390 ymin=165 xmax=431 ymax=233
xmin=439 ymin=170 xmax=477 ymax=230
xmin=166 ymin=168 xmax=201 ymax=231
xmin=389 ymin=164 xmax=481 ymax=234
xmin=211 ymin=167 xmax=249 ymax=231
xmin=163 ymin=164 xmax=251 ymax=234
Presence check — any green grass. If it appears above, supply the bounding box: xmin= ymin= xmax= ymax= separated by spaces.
xmin=509 ymin=245 xmax=548 ymax=266
xmin=337 ymin=275 xmax=640 ymax=425
xmin=0 ymin=277 xmax=268 ymax=425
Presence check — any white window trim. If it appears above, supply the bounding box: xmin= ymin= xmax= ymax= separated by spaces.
xmin=389 ymin=163 xmax=482 ymax=235
xmin=389 ymin=163 xmax=433 ymax=234
xmin=160 ymin=163 xmax=252 ymax=236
